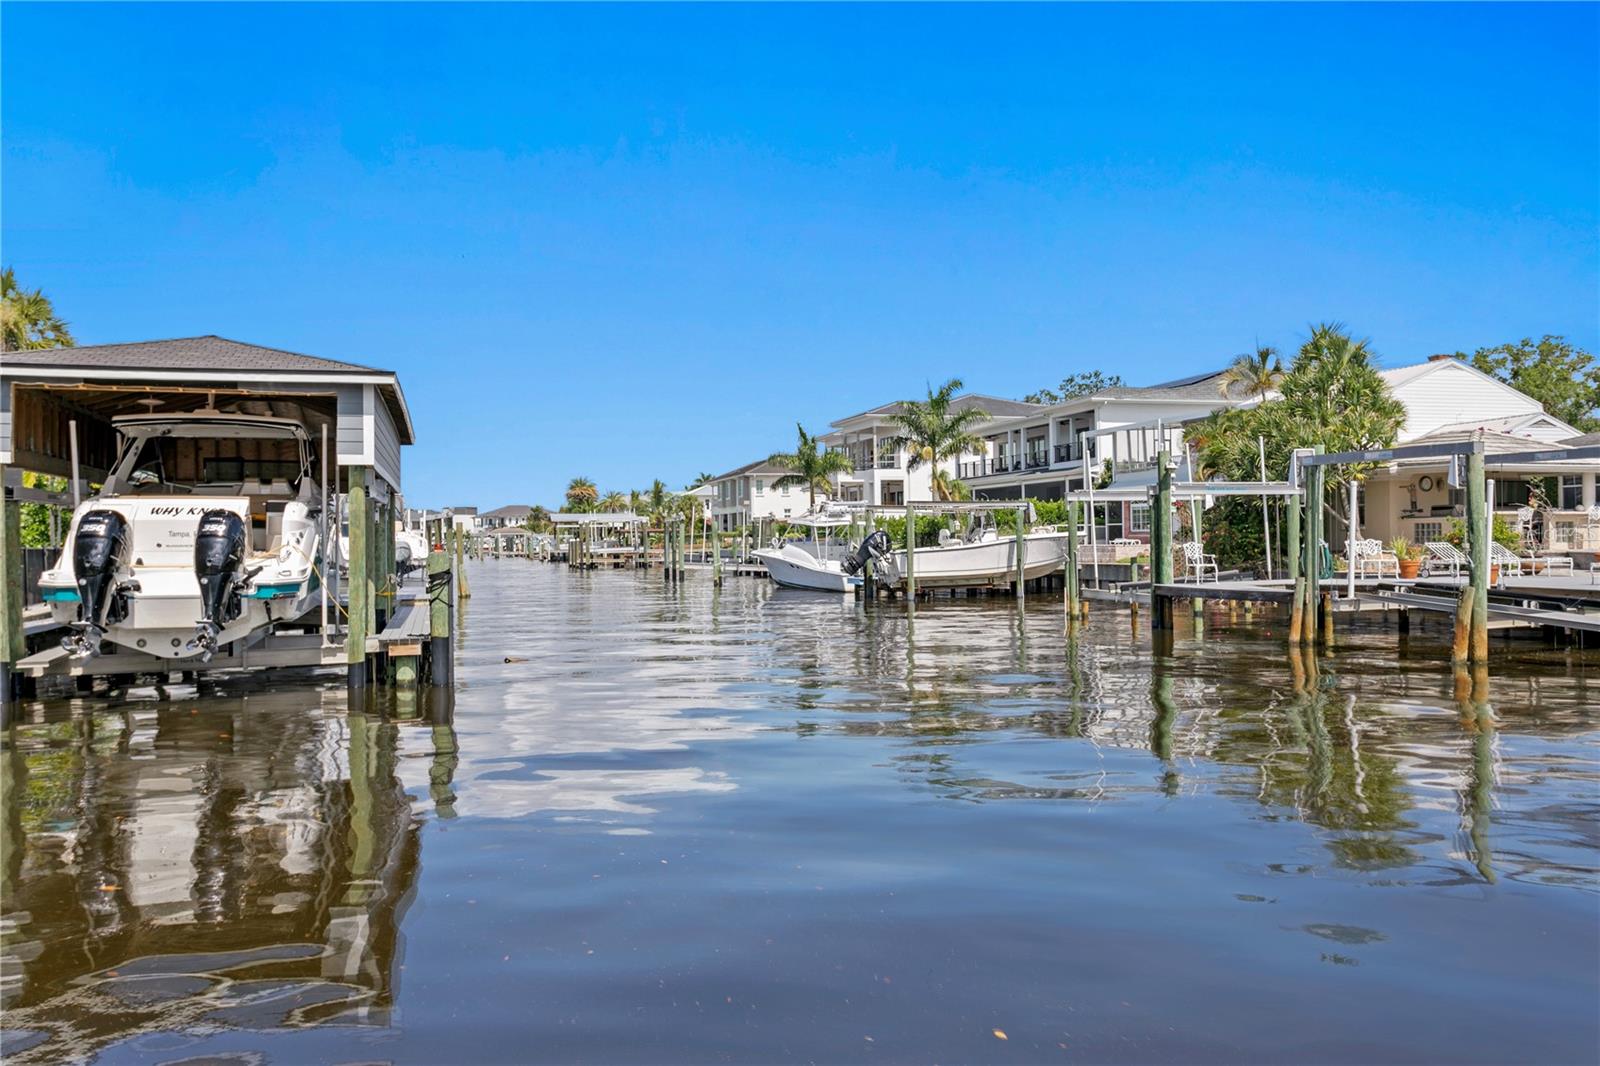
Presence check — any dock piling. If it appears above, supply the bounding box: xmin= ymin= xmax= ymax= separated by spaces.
xmin=347 ymin=468 xmax=371 ymax=692
xmin=904 ymin=499 xmax=916 ymax=601
xmin=1151 ymin=451 xmax=1174 ymax=629
xmin=1013 ymin=506 xmax=1026 ymax=603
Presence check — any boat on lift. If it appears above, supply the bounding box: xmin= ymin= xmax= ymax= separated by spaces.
xmin=752 ymin=503 xmax=864 ymax=593
xmin=842 ymin=504 xmax=1071 ymax=590
xmin=37 ymin=412 xmax=329 ymax=662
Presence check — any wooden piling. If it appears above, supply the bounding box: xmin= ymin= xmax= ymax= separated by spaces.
xmin=1013 ymin=506 xmax=1027 ymax=602
xmin=346 ymin=468 xmax=371 ymax=691
xmin=428 ymin=548 xmax=454 ymax=688
xmin=1064 ymin=500 xmax=1080 ymax=621
xmin=904 ymin=499 xmax=916 ymax=601
xmin=454 ymin=525 xmax=471 ymax=599
xmin=0 ymin=469 xmax=24 ymax=717
xmin=1466 ymin=450 xmax=1489 ymax=663
xmin=1285 ymin=461 xmax=1304 ymax=645
xmin=1151 ymin=452 xmax=1174 ymax=629
xmin=1453 ymin=586 xmax=1474 ymax=663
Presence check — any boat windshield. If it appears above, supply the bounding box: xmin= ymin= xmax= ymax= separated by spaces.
xmin=108 ymin=425 xmax=312 ymax=496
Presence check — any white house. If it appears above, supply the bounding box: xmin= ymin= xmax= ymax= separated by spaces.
xmin=958 ymin=369 xmax=1256 ymax=541
xmin=1360 ymin=355 xmax=1593 ymax=549
xmin=707 ymin=458 xmax=811 ymax=532
xmin=820 ymin=394 xmax=1044 ymax=507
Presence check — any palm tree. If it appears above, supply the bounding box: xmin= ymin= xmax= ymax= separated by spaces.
xmin=768 ymin=423 xmax=854 ymax=511
xmin=1 ymin=267 xmax=75 ymax=351
xmin=1218 ymin=344 xmax=1283 ymax=401
xmin=886 ymin=379 xmax=989 ymax=502
xmin=565 ymin=476 xmax=598 ymax=512
xmin=645 ymin=479 xmax=673 ymax=524
xmin=525 ymin=505 xmax=551 ymax=532
xmin=598 ymin=491 xmax=628 ymax=513
xmin=689 ymin=471 xmax=715 ymax=488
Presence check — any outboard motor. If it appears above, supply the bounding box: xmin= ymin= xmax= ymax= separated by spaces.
xmin=189 ymin=509 xmax=248 ymax=661
xmin=62 ymin=510 xmax=135 ymax=658
xmin=841 ymin=529 xmax=894 ymax=577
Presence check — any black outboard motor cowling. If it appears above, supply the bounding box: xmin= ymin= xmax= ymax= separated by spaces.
xmin=62 ymin=509 xmax=133 ymax=657
xmin=189 ymin=509 xmax=248 ymax=660
xmin=842 ymin=529 xmax=892 ymax=577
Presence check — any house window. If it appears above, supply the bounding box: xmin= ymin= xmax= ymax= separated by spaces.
xmin=1414 ymin=521 xmax=1443 ymax=543
xmin=1094 ymin=503 xmax=1123 ymax=541
xmin=1561 ymin=475 xmax=1584 ymax=510
xmin=1130 ymin=503 xmax=1151 ymax=533
xmin=783 ymin=508 xmax=791 ymax=517
xmin=781 ymin=484 xmax=790 ymax=495
xmin=755 ymin=479 xmax=764 ymax=495
xmin=1493 ymin=480 xmax=1531 ymax=508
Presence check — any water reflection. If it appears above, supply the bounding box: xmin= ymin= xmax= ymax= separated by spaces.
xmin=0 ymin=692 xmax=453 ymax=1063
xmin=1 ymin=563 xmax=1595 ymax=1063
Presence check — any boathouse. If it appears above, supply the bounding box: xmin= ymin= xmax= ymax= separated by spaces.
xmin=1 ymin=335 xmax=419 ymax=693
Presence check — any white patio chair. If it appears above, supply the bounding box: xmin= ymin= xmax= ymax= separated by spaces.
xmin=1489 ymin=542 xmax=1523 ymax=578
xmin=1352 ymin=538 xmax=1397 ymax=579
xmin=1424 ymin=542 xmax=1467 ymax=578
xmin=1181 ymin=541 xmax=1218 ymax=583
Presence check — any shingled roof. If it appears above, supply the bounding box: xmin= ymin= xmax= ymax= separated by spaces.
xmin=2 ymin=335 xmax=387 ymax=374
xmin=832 ymin=393 xmax=1044 ymax=426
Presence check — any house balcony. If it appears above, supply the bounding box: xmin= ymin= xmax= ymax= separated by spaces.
xmin=853 ymin=457 xmax=899 ymax=472
xmin=1054 ymin=443 xmax=1083 ymax=463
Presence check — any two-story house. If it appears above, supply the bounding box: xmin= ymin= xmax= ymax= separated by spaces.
xmin=820 ymin=395 xmax=1044 ymax=507
xmin=478 ymin=504 xmax=533 ymax=530
xmin=956 ymin=370 xmax=1256 ymax=539
xmin=707 ymin=459 xmax=810 ymax=532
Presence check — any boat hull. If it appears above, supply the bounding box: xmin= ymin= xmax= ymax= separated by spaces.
xmin=40 ymin=495 xmax=323 ymax=660
xmin=891 ymin=532 xmax=1070 ymax=588
xmin=753 ymin=546 xmax=861 ymax=593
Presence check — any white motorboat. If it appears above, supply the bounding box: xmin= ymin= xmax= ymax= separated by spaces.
xmin=752 ymin=503 xmax=864 ymax=593
xmin=37 ymin=412 xmax=328 ymax=661
xmin=754 ymin=542 xmax=863 ymax=592
xmin=888 ymin=527 xmax=1070 ymax=588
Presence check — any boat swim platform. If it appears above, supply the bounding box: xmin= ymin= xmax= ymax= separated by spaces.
xmin=13 ymin=591 xmax=435 ymax=679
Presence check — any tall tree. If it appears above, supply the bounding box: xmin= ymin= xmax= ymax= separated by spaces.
xmin=564 ymin=476 xmax=598 ymax=512
xmin=768 ymin=423 xmax=854 ymax=511
xmin=887 ymin=379 xmax=989 ymax=502
xmin=598 ymin=491 xmax=628 ymax=513
xmin=1194 ymin=323 xmax=1404 ymax=485
xmin=1024 ymin=370 xmax=1124 ymax=406
xmin=1464 ymin=336 xmax=1598 ymax=433
xmin=1217 ymin=344 xmax=1283 ymax=401
xmin=524 ymin=505 xmax=551 ymax=532
xmin=1 ymin=267 xmax=75 ymax=351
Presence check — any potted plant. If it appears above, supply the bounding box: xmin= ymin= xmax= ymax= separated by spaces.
xmin=1390 ymin=537 xmax=1425 ymax=579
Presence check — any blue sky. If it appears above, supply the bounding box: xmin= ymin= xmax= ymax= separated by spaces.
xmin=4 ymin=3 xmax=1596 ymax=508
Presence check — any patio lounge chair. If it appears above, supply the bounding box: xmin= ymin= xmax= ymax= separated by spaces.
xmin=1352 ymin=538 xmax=1398 ymax=579
xmin=1489 ymin=542 xmax=1523 ymax=578
xmin=1424 ymin=542 xmax=1467 ymax=578
xmin=1180 ymin=541 xmax=1218 ymax=583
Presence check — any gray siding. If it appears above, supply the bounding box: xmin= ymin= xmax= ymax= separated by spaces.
xmin=374 ymin=391 xmax=402 ymax=488
xmin=336 ymin=384 xmax=365 ymax=465
xmin=0 ymin=381 xmax=11 ymax=464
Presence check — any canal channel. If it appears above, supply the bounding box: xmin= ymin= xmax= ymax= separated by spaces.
xmin=2 ymin=560 xmax=1596 ymax=1063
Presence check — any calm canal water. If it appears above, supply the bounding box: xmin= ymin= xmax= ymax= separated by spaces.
xmin=2 ymin=560 xmax=1597 ymax=1064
